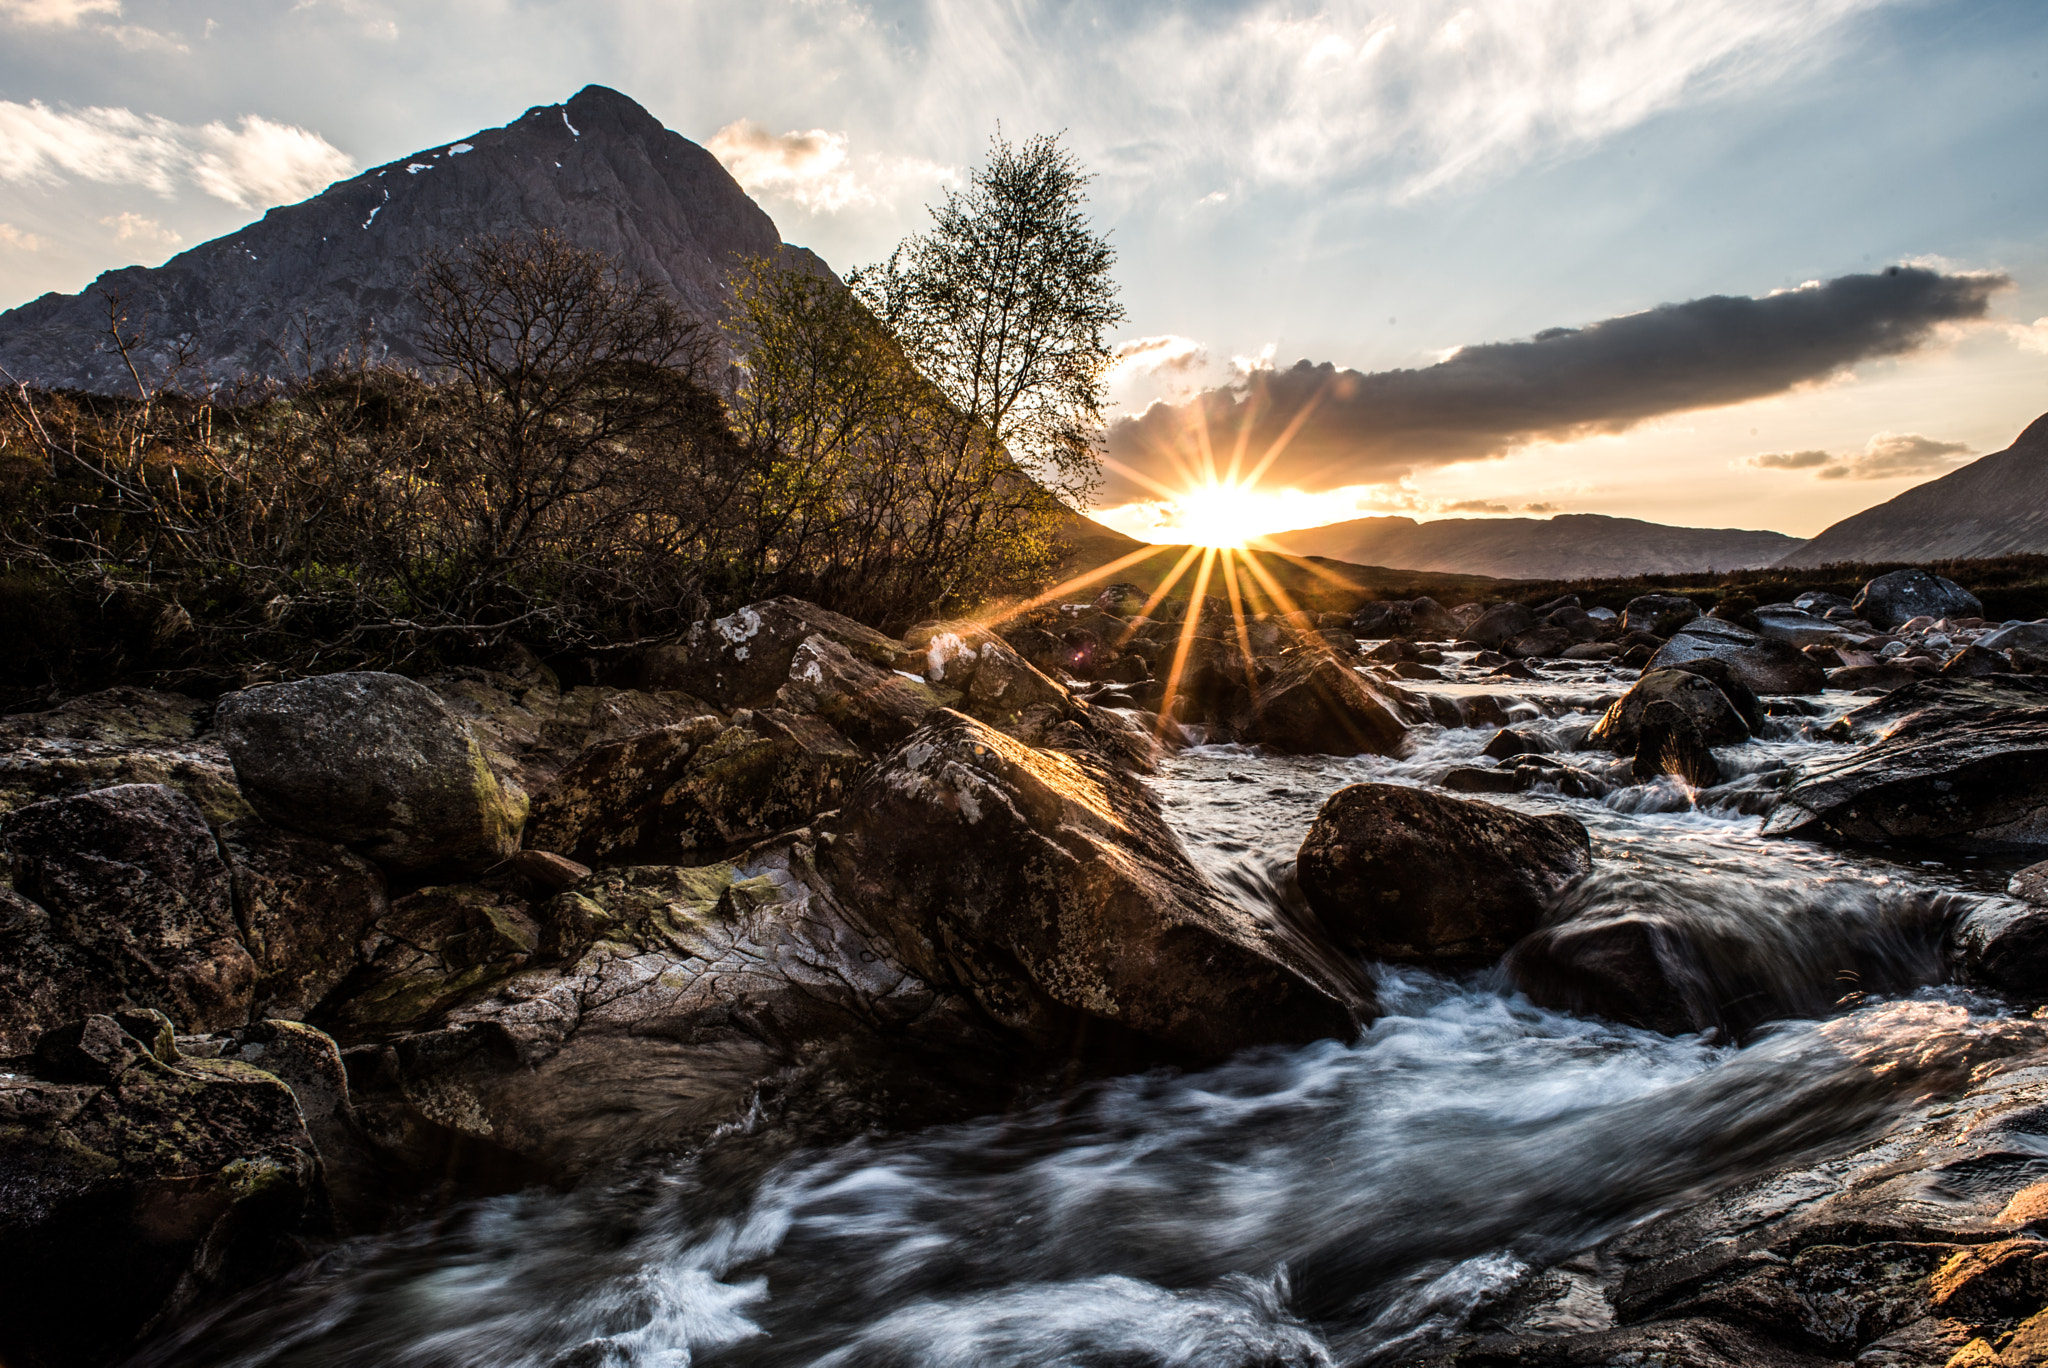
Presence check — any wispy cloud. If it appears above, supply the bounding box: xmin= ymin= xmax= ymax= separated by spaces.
xmin=100 ymin=211 xmax=181 ymax=247
xmin=1750 ymin=431 xmax=1973 ymax=481
xmin=0 ymin=222 xmax=46 ymax=252
xmin=707 ymin=117 xmax=952 ymax=214
xmin=0 ymin=0 xmax=120 ymax=24
xmin=1108 ymin=334 xmax=1206 ymax=381
xmin=0 ymin=101 xmax=353 ymax=207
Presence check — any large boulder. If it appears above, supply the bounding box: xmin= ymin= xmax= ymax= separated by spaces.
xmin=1648 ymin=616 xmax=1827 ymax=695
xmin=776 ymin=633 xmax=953 ymax=749
xmin=639 ymin=596 xmax=903 ymax=708
xmin=0 ymin=784 xmax=254 ymax=1050
xmin=1588 ymin=669 xmax=1751 ymax=754
xmin=1350 ymin=597 xmax=1461 ymax=641
xmin=219 ymin=818 xmax=389 ymax=1021
xmin=1296 ymin=783 xmax=1592 ymax=964
xmin=318 ymin=884 xmax=543 ymax=1037
xmin=1631 ymin=699 xmax=1722 ymax=788
xmin=1621 ymin=593 xmax=1701 ymax=637
xmin=0 ymin=1012 xmax=326 ymax=1368
xmin=1853 ymin=568 xmax=1983 ymax=630
xmin=525 ymin=710 xmax=862 ymax=865
xmin=1981 ymin=621 xmax=2048 ymax=652
xmin=822 ymin=710 xmax=1366 ymax=1060
xmin=1229 ymin=650 xmax=1410 ymax=756
xmin=1465 ymin=602 xmax=1539 ymax=650
xmin=1765 ymin=678 xmax=2048 ymax=851
xmin=215 ymin=672 xmax=526 ymax=876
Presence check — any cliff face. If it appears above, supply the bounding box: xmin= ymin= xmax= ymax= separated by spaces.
xmin=0 ymin=85 xmax=812 ymax=391
xmin=1265 ymin=513 xmax=1803 ymax=580
xmin=1777 ymin=413 xmax=2048 ymax=566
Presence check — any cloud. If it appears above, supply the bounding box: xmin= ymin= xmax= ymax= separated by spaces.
xmin=2008 ymin=317 xmax=2048 ymax=354
xmin=0 ymin=100 xmax=353 ymax=207
xmin=1443 ymin=499 xmax=1511 ymax=514
xmin=1522 ymin=502 xmax=1562 ymax=514
xmin=100 ymin=211 xmax=181 ymax=247
xmin=0 ymin=0 xmax=119 ymax=24
xmin=0 ymin=222 xmax=46 ymax=252
xmin=706 ymin=118 xmax=952 ymax=214
xmin=1752 ymin=432 xmax=1973 ymax=481
xmin=1108 ymin=334 xmax=1206 ymax=381
xmin=1101 ymin=266 xmax=2006 ymax=502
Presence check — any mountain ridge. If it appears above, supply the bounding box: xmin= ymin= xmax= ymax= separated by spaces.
xmin=1263 ymin=512 xmax=1803 ymax=580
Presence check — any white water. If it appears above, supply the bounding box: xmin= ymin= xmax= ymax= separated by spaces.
xmin=141 ymin=698 xmax=2040 ymax=1368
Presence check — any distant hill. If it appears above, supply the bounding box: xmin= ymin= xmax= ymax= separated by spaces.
xmin=0 ymin=85 xmax=821 ymax=392
xmin=1777 ymin=413 xmax=2048 ymax=567
xmin=1263 ymin=513 xmax=1803 ymax=580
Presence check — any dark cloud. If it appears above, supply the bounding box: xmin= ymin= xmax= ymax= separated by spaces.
xmin=1443 ymin=499 xmax=1511 ymax=514
xmin=1748 ymin=431 xmax=1972 ymax=481
xmin=1521 ymin=501 xmax=1562 ymax=514
xmin=1101 ymin=266 xmax=2006 ymax=502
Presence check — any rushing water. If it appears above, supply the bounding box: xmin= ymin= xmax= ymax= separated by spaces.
xmin=139 ymin=686 xmax=2042 ymax=1368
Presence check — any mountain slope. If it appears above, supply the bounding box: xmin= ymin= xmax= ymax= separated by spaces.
xmin=1777 ymin=413 xmax=2048 ymax=566
xmin=0 ymin=85 xmax=810 ymax=392
xmin=1263 ymin=513 xmax=1802 ymax=580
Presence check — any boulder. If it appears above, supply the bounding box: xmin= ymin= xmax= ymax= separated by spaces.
xmin=1350 ymin=597 xmax=1461 ymax=640
xmin=822 ymin=710 xmax=1366 ymax=1060
xmin=1648 ymin=617 xmax=1827 ymax=695
xmin=1853 ymin=568 xmax=1983 ymax=630
xmin=1751 ymin=608 xmax=1858 ymax=649
xmin=956 ymin=636 xmax=1074 ymax=724
xmin=1655 ymin=658 xmax=1767 ymax=733
xmin=1296 ymin=783 xmax=1592 ymax=963
xmin=219 ymin=818 xmax=389 ymax=1021
xmin=1229 ymin=650 xmax=1410 ymax=756
xmin=1826 ymin=663 xmax=1923 ymax=692
xmin=0 ymin=1012 xmax=326 ymax=1368
xmin=1630 ymin=700 xmax=1722 ymax=789
xmin=641 ymin=596 xmax=902 ymax=707
xmin=775 ymin=633 xmax=952 ymax=749
xmin=1944 ymin=644 xmax=2014 ymax=677
xmin=1765 ymin=678 xmax=2048 ymax=851
xmin=1503 ymin=625 xmax=1575 ymax=659
xmin=0 ymin=686 xmax=248 ymax=825
xmin=0 ymin=784 xmax=254 ymax=1050
xmin=1465 ymin=602 xmax=1539 ymax=649
xmin=215 ymin=672 xmax=525 ymax=876
xmin=2015 ymin=861 xmax=2048 ymax=905
xmin=1093 ymin=583 xmax=1146 ymax=617
xmin=1981 ymin=621 xmax=2048 ymax=652
xmin=1621 ymin=593 xmax=1701 ymax=637
xmin=1951 ymin=899 xmax=2048 ymax=995
xmin=320 ymin=884 xmax=542 ymax=1037
xmin=1588 ymin=669 xmax=1751 ymax=755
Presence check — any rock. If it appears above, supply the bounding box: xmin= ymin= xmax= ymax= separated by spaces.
xmin=1656 ymin=658 xmax=1767 ymax=733
xmin=1649 ymin=616 xmax=1827 ymax=694
xmin=1561 ymin=642 xmax=1620 ymax=660
xmin=1297 ymin=783 xmax=1593 ymax=963
xmin=427 ymin=668 xmax=718 ymax=799
xmin=1093 ymin=583 xmax=1146 ymax=617
xmin=1764 ymin=678 xmax=2048 ymax=851
xmin=1621 ymin=593 xmax=1701 ymax=636
xmin=1465 ymin=602 xmax=1539 ymax=649
xmin=1795 ymin=591 xmax=1855 ymax=614
xmin=1802 ymin=643 xmax=1844 ymax=669
xmin=641 ymin=596 xmax=902 ymax=708
xmin=2014 ymin=861 xmax=2048 ymax=904
xmin=321 ymin=884 xmax=542 ymax=1037
xmin=1951 ymin=898 xmax=2048 ymax=994
xmin=1981 ymin=621 xmax=2048 ymax=651
xmin=1229 ymin=650 xmax=1410 ymax=756
xmin=529 ymin=708 xmax=862 ymax=866
xmin=775 ymin=633 xmax=952 ymax=749
xmin=1482 ymin=728 xmax=1553 ymax=760
xmin=822 ymin=710 xmax=1366 ymax=1060
xmin=1826 ymin=663 xmax=1925 ymax=692
xmin=0 ymin=784 xmax=254 ymax=1051
xmin=1752 ymin=608 xmax=1858 ymax=648
xmin=509 ymin=849 xmax=590 ymax=891
xmin=0 ymin=686 xmax=249 ymax=825
xmin=1365 ymin=639 xmax=1428 ymax=663
xmin=957 ymin=636 xmax=1074 ymax=726
xmin=0 ymin=1012 xmax=326 ymax=1368
xmin=1391 ymin=662 xmax=1445 ymax=681
xmin=216 ymin=672 xmax=526 ymax=876
xmin=1853 ymin=568 xmax=1983 ymax=630
xmin=1350 ymin=597 xmax=1461 ymax=640
xmin=1589 ymin=669 xmax=1751 ymax=754
xmin=1945 ymin=644 xmax=2014 ymax=677
xmin=1631 ymin=699 xmax=1723 ymax=788
xmin=1504 ymin=625 xmax=1575 ymax=659
xmin=219 ymin=818 xmax=390 ymax=1021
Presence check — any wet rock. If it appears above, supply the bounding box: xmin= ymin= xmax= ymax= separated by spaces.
xmin=1482 ymin=728 xmax=1553 ymax=760
xmin=0 ymin=784 xmax=253 ymax=1052
xmin=1486 ymin=660 xmax=1543 ymax=681
xmin=1765 ymin=677 xmax=2048 ymax=851
xmin=1391 ymin=662 xmax=1445 ymax=682
xmin=1297 ymin=783 xmax=1593 ymax=963
xmin=1439 ymin=756 xmax=1613 ymax=800
xmin=1504 ymin=625 xmax=1575 ymax=659
xmin=823 ymin=710 xmax=1366 ymax=1061
xmin=1657 ymin=658 xmax=1767 ymax=733
xmin=1945 ymin=644 xmax=2015 ymax=677
xmin=1828 ymin=663 xmax=1925 ymax=692
xmin=776 ymin=632 xmax=953 ymax=749
xmin=1230 ymin=650 xmax=1410 ymax=756
xmin=216 ymin=672 xmax=526 ymax=876
xmin=1561 ymin=642 xmax=1620 ymax=660
xmin=1622 ymin=593 xmax=1701 ymax=637
xmin=1631 ymin=699 xmax=1723 ymax=788
xmin=642 ymin=596 xmax=902 ymax=707
xmin=1351 ymin=597 xmax=1461 ymax=640
xmin=1649 ymin=615 xmax=1827 ymax=694
xmin=1589 ymin=669 xmax=1751 ymax=755
xmin=0 ymin=686 xmax=249 ymax=825
xmin=1981 ymin=621 xmax=2048 ymax=652
xmin=219 ymin=817 xmax=389 ymax=1021
xmin=1466 ymin=602 xmax=1539 ymax=649
xmin=0 ymin=1012 xmax=326 ymax=1368
xmin=1854 ymin=568 xmax=1983 ymax=630
xmin=320 ymin=884 xmax=542 ymax=1037
xmin=1752 ymin=608 xmax=1859 ymax=648
xmin=525 ymin=711 xmax=860 ymax=865
xmin=2015 ymin=861 xmax=2048 ymax=905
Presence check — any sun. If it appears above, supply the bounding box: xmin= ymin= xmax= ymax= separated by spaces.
xmin=1169 ymin=481 xmax=1272 ymax=548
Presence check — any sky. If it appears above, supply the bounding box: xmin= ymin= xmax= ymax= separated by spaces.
xmin=2 ymin=0 xmax=2045 ymax=543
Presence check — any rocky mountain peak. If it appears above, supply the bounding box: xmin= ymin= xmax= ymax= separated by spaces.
xmin=0 ymin=85 xmax=810 ymax=392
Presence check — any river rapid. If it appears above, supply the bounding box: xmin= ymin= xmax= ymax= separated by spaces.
xmin=136 ymin=683 xmax=2043 ymax=1368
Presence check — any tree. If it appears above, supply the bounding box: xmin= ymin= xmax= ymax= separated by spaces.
xmin=849 ymin=131 xmax=1124 ymax=507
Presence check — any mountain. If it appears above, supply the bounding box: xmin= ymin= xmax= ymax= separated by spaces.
xmin=1262 ymin=513 xmax=1803 ymax=580
xmin=0 ymin=85 xmax=817 ymax=392
xmin=1776 ymin=413 xmax=2048 ymax=566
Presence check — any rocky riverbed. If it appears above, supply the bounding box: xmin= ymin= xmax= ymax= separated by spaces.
xmin=5 ymin=574 xmax=2048 ymax=1367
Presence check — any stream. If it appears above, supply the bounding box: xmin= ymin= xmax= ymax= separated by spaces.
xmin=133 ymin=680 xmax=2041 ymax=1368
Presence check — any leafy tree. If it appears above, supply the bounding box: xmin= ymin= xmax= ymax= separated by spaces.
xmin=849 ymin=131 xmax=1124 ymax=507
